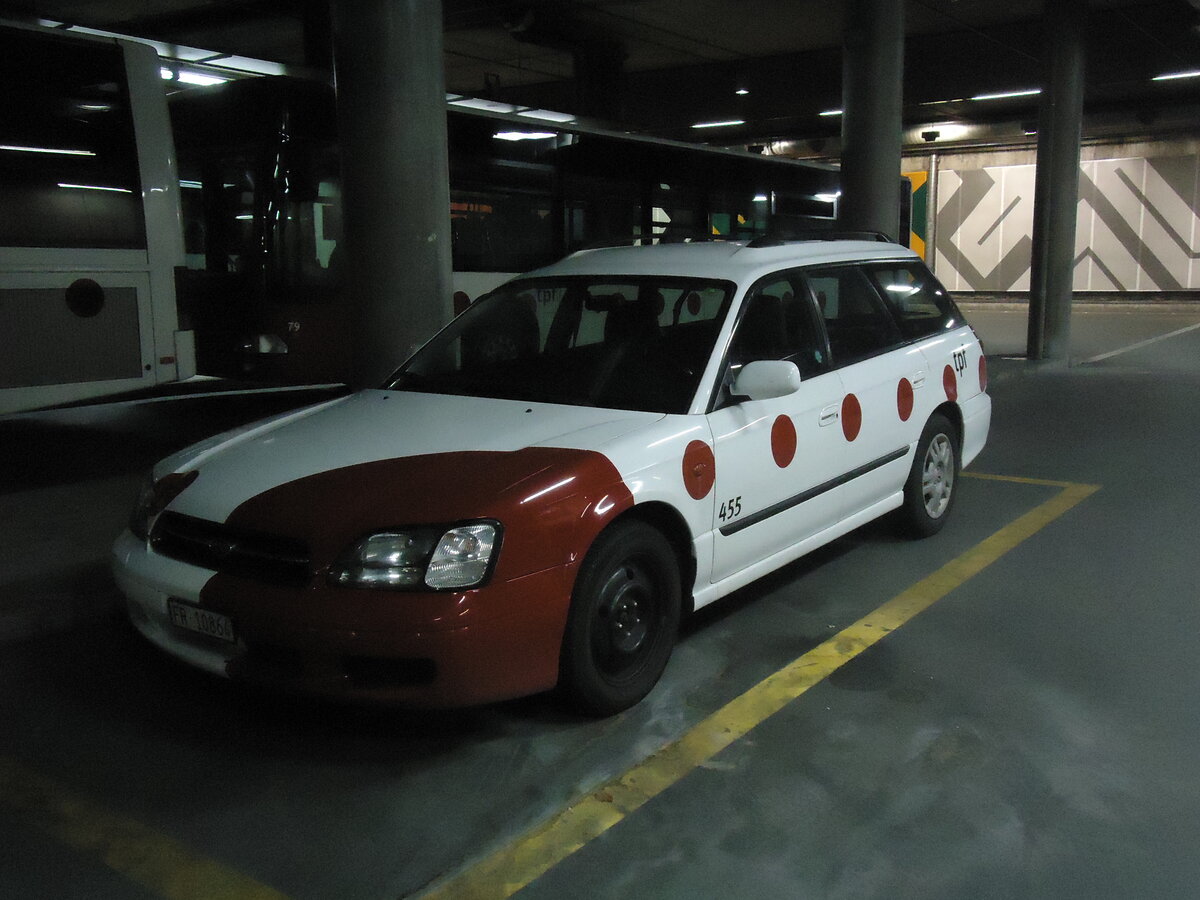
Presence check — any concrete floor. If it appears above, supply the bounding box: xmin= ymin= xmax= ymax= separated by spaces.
xmin=1 ymin=304 xmax=1198 ymax=899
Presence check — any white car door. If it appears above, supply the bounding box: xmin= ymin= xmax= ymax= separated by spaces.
xmin=802 ymin=264 xmax=920 ymax=521
xmin=707 ymin=274 xmax=848 ymax=585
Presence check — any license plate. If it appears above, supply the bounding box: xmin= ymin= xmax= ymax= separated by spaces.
xmin=167 ymin=598 xmax=236 ymax=643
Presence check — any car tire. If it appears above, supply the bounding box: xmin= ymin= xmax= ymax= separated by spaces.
xmin=559 ymin=520 xmax=681 ymax=716
xmin=899 ymin=412 xmax=960 ymax=538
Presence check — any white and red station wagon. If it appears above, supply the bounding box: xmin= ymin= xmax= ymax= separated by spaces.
xmin=112 ymin=237 xmax=990 ymax=714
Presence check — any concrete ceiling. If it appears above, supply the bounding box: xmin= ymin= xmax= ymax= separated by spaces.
xmin=3 ymin=0 xmax=1200 ymax=152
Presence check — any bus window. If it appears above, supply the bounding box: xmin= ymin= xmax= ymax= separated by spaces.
xmin=709 ymin=191 xmax=772 ymax=238
xmin=650 ymin=183 xmax=700 ymax=239
xmin=0 ymin=28 xmax=144 ymax=249
xmin=264 ymin=147 xmax=342 ymax=304
xmin=450 ymin=188 xmax=553 ymax=274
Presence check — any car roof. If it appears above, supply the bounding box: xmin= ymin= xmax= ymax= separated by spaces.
xmin=522 ymin=239 xmax=921 ymax=285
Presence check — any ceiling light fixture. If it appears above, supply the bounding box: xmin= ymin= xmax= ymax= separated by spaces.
xmin=971 ymin=88 xmax=1042 ymax=101
xmin=177 ymin=71 xmax=229 ymax=86
xmin=2 ymin=144 xmax=95 ymax=156
xmin=819 ymin=109 xmax=843 ymax=117
xmin=1153 ymin=70 xmax=1200 ymax=81
xmin=691 ymin=119 xmax=745 ymax=129
xmin=58 ymin=183 xmax=132 ymax=193
xmin=517 ymin=109 xmax=576 ymax=123
xmin=493 ymin=131 xmax=558 ymax=141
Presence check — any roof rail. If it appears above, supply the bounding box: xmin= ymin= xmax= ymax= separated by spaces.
xmin=745 ymin=230 xmax=894 ymax=248
xmin=577 ymin=230 xmax=721 ymax=251
xmin=576 ymin=229 xmax=896 ymax=253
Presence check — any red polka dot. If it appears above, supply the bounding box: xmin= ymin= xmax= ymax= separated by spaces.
xmin=683 ymin=440 xmax=716 ymax=500
xmin=897 ymin=378 xmax=914 ymax=422
xmin=979 ymin=355 xmax=988 ymax=392
xmin=771 ymin=415 xmax=797 ymax=468
xmin=453 ymin=291 xmax=471 ymax=316
xmin=841 ymin=394 xmax=862 ymax=442
xmin=943 ymin=365 xmax=958 ymax=402
xmin=687 ymin=292 xmax=702 ymax=316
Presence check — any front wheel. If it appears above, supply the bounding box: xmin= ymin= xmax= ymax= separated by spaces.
xmin=899 ymin=413 xmax=960 ymax=538
xmin=559 ymin=520 xmax=681 ymax=716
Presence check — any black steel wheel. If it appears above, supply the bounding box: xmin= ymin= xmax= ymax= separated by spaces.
xmin=899 ymin=412 xmax=960 ymax=538
xmin=559 ymin=520 xmax=681 ymax=716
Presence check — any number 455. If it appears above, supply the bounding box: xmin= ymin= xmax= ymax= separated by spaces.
xmin=718 ymin=496 xmax=742 ymax=521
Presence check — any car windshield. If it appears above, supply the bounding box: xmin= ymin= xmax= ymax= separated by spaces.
xmin=389 ymin=276 xmax=736 ymax=414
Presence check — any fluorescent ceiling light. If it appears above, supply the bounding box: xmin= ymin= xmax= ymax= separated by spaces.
xmin=176 ymin=71 xmax=229 ymax=86
xmin=517 ymin=108 xmax=576 ymax=123
xmin=1153 ymin=70 xmax=1200 ymax=81
xmin=917 ymin=123 xmax=971 ymax=142
xmin=52 ymin=20 xmax=286 ymax=76
xmin=753 ymin=194 xmax=768 ymax=202
xmin=2 ymin=144 xmax=94 ymax=157
xmin=494 ymin=131 xmax=558 ymax=141
xmin=736 ymin=88 xmax=750 ymax=96
xmin=819 ymin=109 xmax=843 ymax=117
xmin=451 ymin=98 xmax=519 ymax=114
xmin=691 ymin=119 xmax=745 ymax=129
xmin=971 ymin=88 xmax=1041 ymax=101
xmin=814 ymin=192 xmax=841 ymax=203
xmin=179 ymin=180 xmax=203 ymax=190
xmin=58 ymin=183 xmax=132 ymax=193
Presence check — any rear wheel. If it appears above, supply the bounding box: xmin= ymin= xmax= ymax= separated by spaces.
xmin=899 ymin=413 xmax=959 ymax=538
xmin=559 ymin=520 xmax=681 ymax=716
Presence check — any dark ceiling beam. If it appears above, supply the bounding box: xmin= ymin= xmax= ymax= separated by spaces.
xmin=105 ymin=0 xmax=300 ymax=37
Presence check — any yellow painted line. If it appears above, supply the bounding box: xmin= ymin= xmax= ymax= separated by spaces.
xmin=417 ymin=478 xmax=1101 ymax=900
xmin=963 ymin=471 xmax=1095 ymax=489
xmin=0 ymin=756 xmax=289 ymax=900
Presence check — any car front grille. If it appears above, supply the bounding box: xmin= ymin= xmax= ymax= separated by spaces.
xmin=151 ymin=511 xmax=311 ymax=587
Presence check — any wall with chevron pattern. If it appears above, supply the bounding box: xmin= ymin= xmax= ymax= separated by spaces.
xmin=932 ymin=153 xmax=1200 ymax=293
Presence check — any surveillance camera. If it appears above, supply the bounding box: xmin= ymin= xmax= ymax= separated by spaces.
xmin=921 ymin=130 xmax=940 ymax=142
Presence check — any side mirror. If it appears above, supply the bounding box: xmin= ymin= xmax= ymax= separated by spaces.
xmin=731 ymin=360 xmax=802 ymax=401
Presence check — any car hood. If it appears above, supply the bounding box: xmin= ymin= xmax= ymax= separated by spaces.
xmin=160 ymin=390 xmax=660 ymax=527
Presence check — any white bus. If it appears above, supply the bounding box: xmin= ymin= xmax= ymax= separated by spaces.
xmin=1 ymin=20 xmax=860 ymax=405
xmin=0 ymin=21 xmax=191 ymax=416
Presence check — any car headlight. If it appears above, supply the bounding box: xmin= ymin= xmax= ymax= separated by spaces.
xmin=330 ymin=522 xmax=500 ymax=590
xmin=130 ymin=470 xmax=198 ymax=541
xmin=130 ymin=474 xmax=157 ymax=541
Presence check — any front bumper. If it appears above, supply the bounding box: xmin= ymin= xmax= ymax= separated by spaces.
xmin=112 ymin=530 xmax=574 ymax=707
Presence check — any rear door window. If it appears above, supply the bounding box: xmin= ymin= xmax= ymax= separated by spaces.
xmin=865 ymin=263 xmax=960 ymax=339
xmin=803 ymin=266 xmax=902 ymax=368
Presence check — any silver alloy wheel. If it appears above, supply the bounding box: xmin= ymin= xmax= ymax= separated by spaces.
xmin=921 ymin=433 xmax=955 ymax=519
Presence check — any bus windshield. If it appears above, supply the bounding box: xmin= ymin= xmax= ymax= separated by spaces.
xmin=390 ymin=276 xmax=735 ymax=414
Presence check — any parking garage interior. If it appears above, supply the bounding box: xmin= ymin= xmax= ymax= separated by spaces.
xmin=3 ymin=2 xmax=1200 ymax=898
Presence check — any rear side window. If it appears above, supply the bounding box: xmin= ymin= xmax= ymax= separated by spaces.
xmin=866 ymin=263 xmax=959 ymax=339
xmin=0 ymin=27 xmax=145 ymax=249
xmin=804 ymin=266 xmax=901 ymax=367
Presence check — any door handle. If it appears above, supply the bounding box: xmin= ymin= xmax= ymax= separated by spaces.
xmin=912 ymin=371 xmax=927 ymax=388
xmin=819 ymin=404 xmax=839 ymax=426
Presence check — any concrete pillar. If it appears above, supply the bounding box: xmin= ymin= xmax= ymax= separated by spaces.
xmin=838 ymin=0 xmax=904 ymax=241
xmin=332 ymin=0 xmax=453 ymax=388
xmin=1027 ymin=0 xmax=1087 ymax=362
